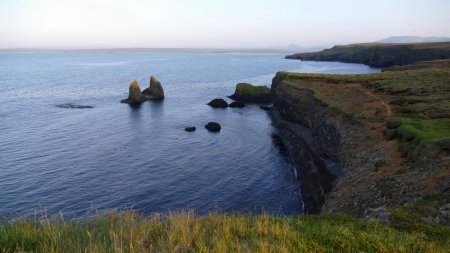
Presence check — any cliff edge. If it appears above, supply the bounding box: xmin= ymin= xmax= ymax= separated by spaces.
xmin=271 ymin=60 xmax=450 ymax=224
xmin=286 ymin=42 xmax=450 ymax=68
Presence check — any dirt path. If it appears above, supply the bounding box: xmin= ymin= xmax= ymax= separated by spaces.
xmin=366 ymin=90 xmax=393 ymax=117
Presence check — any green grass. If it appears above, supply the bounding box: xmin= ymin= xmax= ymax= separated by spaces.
xmin=287 ymin=42 xmax=450 ymax=67
xmin=277 ymin=60 xmax=450 ymax=161
xmin=388 ymin=192 xmax=450 ymax=243
xmin=1 ymin=210 xmax=449 ymax=252
xmin=386 ymin=117 xmax=450 ymax=161
xmin=235 ymin=83 xmax=270 ymax=95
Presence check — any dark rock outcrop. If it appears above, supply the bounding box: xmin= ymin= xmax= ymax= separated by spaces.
xmin=229 ymin=83 xmax=271 ymax=103
xmin=121 ymin=76 xmax=165 ymax=104
xmin=229 ymin=101 xmax=246 ymax=108
xmin=271 ymin=74 xmax=347 ymax=213
xmin=142 ymin=75 xmax=164 ymax=99
xmin=205 ymin=122 xmax=221 ymax=132
xmin=286 ymin=42 xmax=450 ymax=68
xmin=185 ymin=127 xmax=196 ymax=132
xmin=56 ymin=104 xmax=94 ymax=109
xmin=207 ymin=98 xmax=228 ymax=108
xmin=121 ymin=80 xmax=145 ymax=104
xmin=260 ymin=106 xmax=273 ymax=111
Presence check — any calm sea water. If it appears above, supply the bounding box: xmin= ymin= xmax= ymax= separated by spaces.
xmin=0 ymin=52 xmax=379 ymax=217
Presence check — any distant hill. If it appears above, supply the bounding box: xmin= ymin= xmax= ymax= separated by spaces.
xmin=377 ymin=36 xmax=450 ymax=43
xmin=286 ymin=42 xmax=450 ymax=68
xmin=274 ymin=44 xmax=325 ymax=53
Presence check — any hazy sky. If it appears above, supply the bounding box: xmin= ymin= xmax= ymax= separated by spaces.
xmin=1 ymin=0 xmax=449 ymax=49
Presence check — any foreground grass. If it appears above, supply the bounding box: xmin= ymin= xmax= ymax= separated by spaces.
xmin=1 ymin=211 xmax=449 ymax=252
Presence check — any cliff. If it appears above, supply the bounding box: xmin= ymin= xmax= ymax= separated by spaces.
xmin=271 ymin=60 xmax=450 ymax=223
xmin=286 ymin=42 xmax=450 ymax=68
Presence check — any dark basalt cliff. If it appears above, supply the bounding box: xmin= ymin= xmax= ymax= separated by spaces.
xmin=271 ymin=74 xmax=366 ymax=214
xmin=286 ymin=42 xmax=450 ymax=68
xmin=270 ymin=63 xmax=450 ymax=224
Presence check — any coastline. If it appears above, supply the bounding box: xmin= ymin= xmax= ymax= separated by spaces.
xmin=1 ymin=53 xmax=449 ymax=252
xmin=286 ymin=42 xmax=450 ymax=68
xmin=269 ymin=61 xmax=450 ymax=223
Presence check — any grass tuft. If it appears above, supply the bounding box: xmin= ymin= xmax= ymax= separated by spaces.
xmin=1 ymin=210 xmax=449 ymax=252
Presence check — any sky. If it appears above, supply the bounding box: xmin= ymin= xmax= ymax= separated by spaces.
xmin=0 ymin=0 xmax=449 ymax=49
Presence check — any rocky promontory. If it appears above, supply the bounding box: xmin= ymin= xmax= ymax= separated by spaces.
xmin=229 ymin=83 xmax=271 ymax=103
xmin=286 ymin=42 xmax=450 ymax=68
xmin=271 ymin=60 xmax=450 ymax=223
xmin=121 ymin=75 xmax=164 ymax=104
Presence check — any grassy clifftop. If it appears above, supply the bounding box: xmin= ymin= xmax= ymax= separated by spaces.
xmin=272 ymin=60 xmax=449 ymax=223
xmin=277 ymin=60 xmax=449 ymax=162
xmin=1 ymin=210 xmax=449 ymax=252
xmin=286 ymin=42 xmax=450 ymax=67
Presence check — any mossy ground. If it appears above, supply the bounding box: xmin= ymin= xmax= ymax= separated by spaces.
xmin=1 ymin=210 xmax=449 ymax=252
xmin=278 ymin=60 xmax=450 ymax=162
xmin=386 ymin=117 xmax=450 ymax=162
xmin=235 ymin=83 xmax=270 ymax=95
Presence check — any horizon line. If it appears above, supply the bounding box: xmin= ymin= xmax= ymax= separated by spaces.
xmin=0 ymin=47 xmax=324 ymax=54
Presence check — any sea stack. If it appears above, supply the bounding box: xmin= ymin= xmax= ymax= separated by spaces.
xmin=142 ymin=75 xmax=165 ymax=99
xmin=120 ymin=80 xmax=145 ymax=104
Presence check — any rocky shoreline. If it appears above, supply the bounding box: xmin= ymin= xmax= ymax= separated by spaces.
xmin=269 ymin=62 xmax=450 ymax=224
xmin=270 ymin=74 xmax=362 ymax=214
xmin=286 ymin=42 xmax=450 ymax=68
xmin=269 ymin=110 xmax=339 ymax=214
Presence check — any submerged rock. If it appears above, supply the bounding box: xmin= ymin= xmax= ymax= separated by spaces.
xmin=56 ymin=103 xmax=94 ymax=109
xmin=260 ymin=105 xmax=273 ymax=111
xmin=229 ymin=101 xmax=246 ymax=108
xmin=207 ymin=98 xmax=228 ymax=108
xmin=185 ymin=127 xmax=196 ymax=132
xmin=205 ymin=122 xmax=221 ymax=132
xmin=142 ymin=75 xmax=165 ymax=99
xmin=229 ymin=83 xmax=271 ymax=103
xmin=120 ymin=80 xmax=145 ymax=104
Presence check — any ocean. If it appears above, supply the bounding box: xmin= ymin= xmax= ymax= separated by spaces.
xmin=0 ymin=52 xmax=380 ymax=217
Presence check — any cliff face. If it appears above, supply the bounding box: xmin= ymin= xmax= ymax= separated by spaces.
xmin=286 ymin=42 xmax=450 ymax=68
xmin=269 ymin=84 xmax=339 ymax=213
xmin=270 ymin=69 xmax=450 ymax=219
xmin=271 ymin=73 xmax=374 ymax=214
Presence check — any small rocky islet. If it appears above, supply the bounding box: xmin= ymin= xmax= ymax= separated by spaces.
xmin=206 ymin=82 xmax=273 ymax=109
xmin=228 ymin=82 xmax=271 ymax=103
xmin=184 ymin=127 xmax=196 ymax=132
xmin=204 ymin=122 xmax=221 ymax=132
xmin=121 ymin=75 xmax=165 ymax=104
xmin=207 ymin=98 xmax=228 ymax=108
